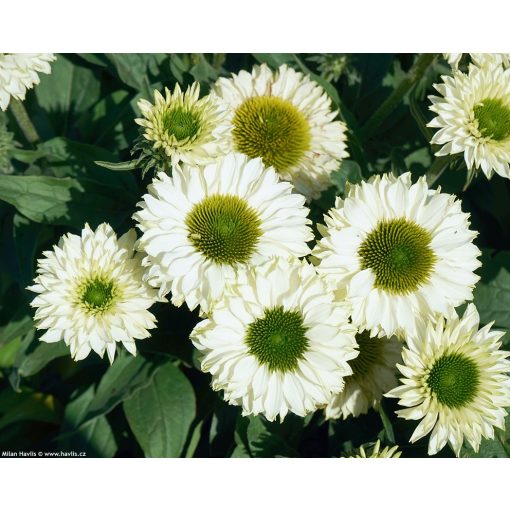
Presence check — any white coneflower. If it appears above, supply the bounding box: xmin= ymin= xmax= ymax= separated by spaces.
xmin=133 ymin=153 xmax=313 ymax=314
xmin=134 ymin=82 xmax=229 ymax=172
xmin=313 ymin=172 xmax=481 ymax=338
xmin=429 ymin=62 xmax=510 ymax=180
xmin=191 ymin=257 xmax=358 ymax=422
xmin=386 ymin=304 xmax=510 ymax=457
xmin=212 ymin=64 xmax=348 ymax=200
xmin=27 ymin=223 xmax=159 ymax=363
xmin=325 ymin=330 xmax=401 ymax=420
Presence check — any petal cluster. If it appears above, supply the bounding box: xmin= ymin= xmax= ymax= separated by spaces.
xmin=429 ymin=62 xmax=510 ymax=179
xmin=191 ymin=257 xmax=358 ymax=421
xmin=28 ymin=223 xmax=159 ymax=363
xmin=213 ymin=63 xmax=348 ymax=200
xmin=133 ymin=153 xmax=313 ymax=314
xmin=386 ymin=304 xmax=510 ymax=456
xmin=314 ymin=172 xmax=481 ymax=338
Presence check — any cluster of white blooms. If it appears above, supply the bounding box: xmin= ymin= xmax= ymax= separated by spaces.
xmin=28 ymin=56 xmax=510 ymax=457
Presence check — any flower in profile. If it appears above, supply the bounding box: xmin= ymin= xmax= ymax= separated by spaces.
xmin=325 ymin=330 xmax=401 ymax=420
xmin=351 ymin=440 xmax=401 ymax=458
xmin=386 ymin=304 xmax=510 ymax=457
xmin=134 ymin=82 xmax=229 ymax=174
xmin=212 ymin=64 xmax=348 ymax=200
xmin=0 ymin=53 xmax=56 ymax=111
xmin=191 ymin=257 xmax=358 ymax=422
xmin=27 ymin=223 xmax=159 ymax=363
xmin=133 ymin=153 xmax=313 ymax=314
xmin=313 ymin=172 xmax=481 ymax=338
xmin=429 ymin=62 xmax=510 ymax=180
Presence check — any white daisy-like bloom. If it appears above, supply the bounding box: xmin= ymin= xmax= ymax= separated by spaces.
xmin=133 ymin=153 xmax=313 ymax=314
xmin=212 ymin=64 xmax=348 ymax=200
xmin=351 ymin=440 xmax=402 ymax=458
xmin=27 ymin=223 xmax=159 ymax=364
xmin=428 ymin=63 xmax=510 ymax=179
xmin=191 ymin=257 xmax=358 ymax=422
xmin=443 ymin=53 xmax=510 ymax=70
xmin=0 ymin=53 xmax=56 ymax=111
xmin=386 ymin=304 xmax=510 ymax=457
xmin=134 ymin=82 xmax=229 ymax=170
xmin=325 ymin=330 xmax=401 ymax=420
xmin=313 ymin=172 xmax=481 ymax=339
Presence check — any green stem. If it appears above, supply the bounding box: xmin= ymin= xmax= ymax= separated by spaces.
xmin=9 ymin=99 xmax=40 ymax=146
xmin=361 ymin=53 xmax=437 ymax=140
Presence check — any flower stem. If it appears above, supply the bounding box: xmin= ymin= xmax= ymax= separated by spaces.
xmin=9 ymin=99 xmax=40 ymax=146
xmin=361 ymin=53 xmax=437 ymax=140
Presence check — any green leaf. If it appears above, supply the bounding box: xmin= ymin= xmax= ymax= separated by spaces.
xmin=105 ymin=54 xmax=167 ymax=96
xmin=81 ymin=354 xmax=157 ymax=427
xmin=236 ymin=415 xmax=299 ymax=458
xmin=331 ymin=160 xmax=363 ymax=196
xmin=0 ymin=173 xmax=134 ymax=227
xmin=123 ymin=361 xmax=196 ymax=457
xmin=378 ymin=400 xmax=396 ymax=444
xmin=189 ymin=54 xmax=222 ymax=84
xmin=0 ymin=174 xmax=80 ymax=224
xmin=473 ymin=250 xmax=510 ymax=336
xmin=12 ymin=213 xmax=44 ymax=286
xmin=95 ymin=159 xmax=138 ymax=171
xmin=35 ymin=55 xmax=101 ymax=136
xmin=0 ymin=337 xmax=21 ymax=368
xmin=253 ymin=54 xmax=294 ymax=68
xmin=0 ymin=311 xmax=32 ymax=349
xmin=0 ymin=390 xmax=60 ymax=430
xmin=17 ymin=341 xmax=71 ymax=378
xmin=57 ymin=385 xmax=117 ymax=458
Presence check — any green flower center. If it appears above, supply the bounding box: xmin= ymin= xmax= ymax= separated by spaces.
xmin=348 ymin=331 xmax=384 ymax=383
xmin=473 ymin=98 xmax=510 ymax=141
xmin=232 ymin=96 xmax=311 ymax=172
xmin=246 ymin=306 xmax=309 ymax=373
xmin=163 ymin=106 xmax=201 ymax=141
xmin=427 ymin=353 xmax=480 ymax=408
xmin=186 ymin=194 xmax=262 ymax=265
xmin=80 ymin=278 xmax=116 ymax=314
xmin=358 ymin=218 xmax=436 ymax=295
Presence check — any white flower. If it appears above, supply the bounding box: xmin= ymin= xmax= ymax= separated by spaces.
xmin=212 ymin=63 xmax=348 ymax=200
xmin=191 ymin=257 xmax=358 ymax=422
xmin=27 ymin=223 xmax=159 ymax=363
xmin=0 ymin=53 xmax=56 ymax=111
xmin=386 ymin=304 xmax=510 ymax=457
xmin=313 ymin=172 xmax=481 ymax=339
xmin=351 ymin=439 xmax=401 ymax=458
xmin=429 ymin=63 xmax=510 ymax=179
xmin=443 ymin=53 xmax=510 ymax=70
xmin=325 ymin=330 xmax=401 ymax=420
xmin=133 ymin=153 xmax=313 ymax=314
xmin=134 ymin=82 xmax=229 ymax=171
